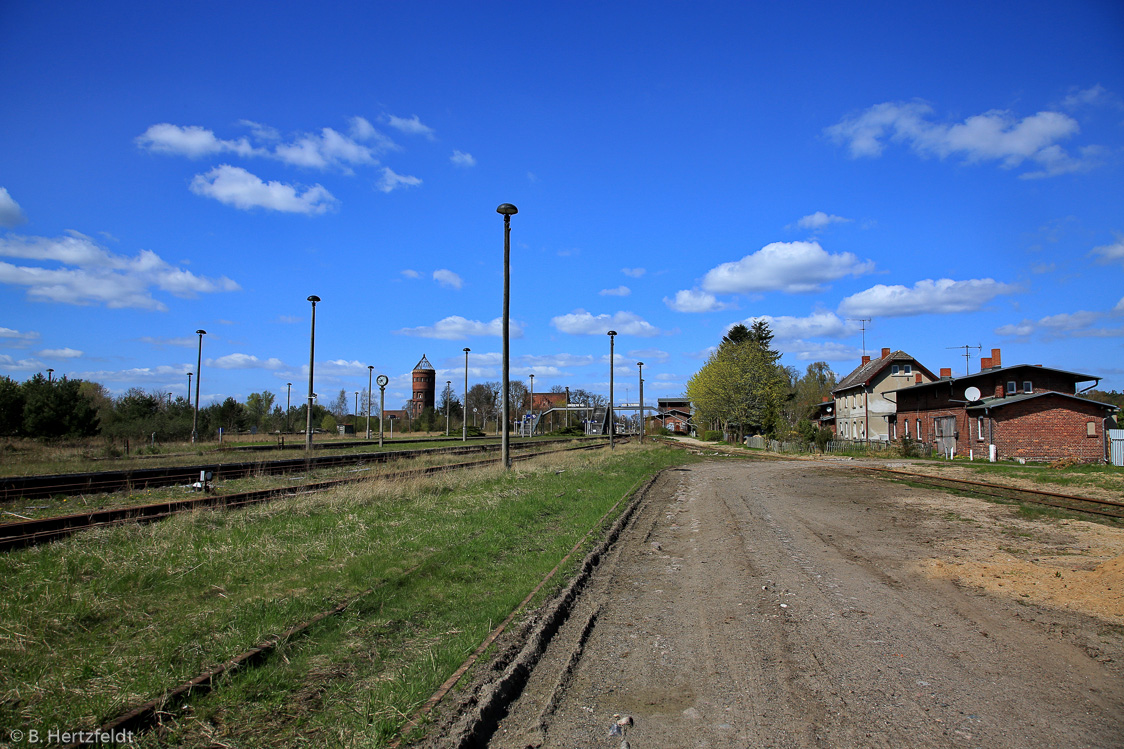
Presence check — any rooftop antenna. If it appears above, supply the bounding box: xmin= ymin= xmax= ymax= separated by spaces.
xmin=946 ymin=343 xmax=981 ymax=375
xmin=848 ymin=318 xmax=871 ymax=357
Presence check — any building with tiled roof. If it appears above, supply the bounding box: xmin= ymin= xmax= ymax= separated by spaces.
xmin=408 ymin=354 xmax=435 ymax=418
xmin=832 ymin=347 xmax=937 ymax=441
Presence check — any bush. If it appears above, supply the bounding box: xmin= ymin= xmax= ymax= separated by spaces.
xmin=703 ymin=430 xmax=722 ymax=442
xmin=464 ymin=424 xmax=486 ymax=437
xmin=550 ymin=425 xmax=585 ymax=437
xmin=897 ymin=435 xmax=917 ymax=458
xmin=814 ymin=427 xmax=832 ymax=452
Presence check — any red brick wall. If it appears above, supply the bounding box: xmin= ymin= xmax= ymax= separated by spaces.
xmin=991 ymin=396 xmax=1106 ymax=462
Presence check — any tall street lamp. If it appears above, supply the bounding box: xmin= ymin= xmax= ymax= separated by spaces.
xmin=187 ymin=372 xmax=193 ymax=408
xmin=528 ymin=373 xmax=535 ymax=437
xmin=367 ymin=366 xmax=374 ymax=439
xmin=286 ymin=382 xmax=292 ymax=433
xmin=445 ymin=380 xmax=452 ymax=436
xmin=637 ymin=361 xmax=644 ymax=444
xmin=377 ymin=374 xmax=389 ymax=447
xmin=46 ymin=368 xmax=54 ymax=382
xmin=607 ymin=330 xmax=617 ymax=449
xmin=192 ymin=329 xmax=206 ymax=443
xmin=462 ymin=347 xmax=470 ymax=442
xmin=354 ymin=391 xmax=359 ymax=435
xmin=497 ymin=202 xmax=518 ymax=469
xmin=305 ymin=296 xmax=320 ymax=451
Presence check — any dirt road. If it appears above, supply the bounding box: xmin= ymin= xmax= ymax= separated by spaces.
xmin=429 ymin=458 xmax=1124 ymax=748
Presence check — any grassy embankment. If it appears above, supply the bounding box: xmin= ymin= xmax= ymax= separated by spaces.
xmin=0 ymin=441 xmax=698 ymax=747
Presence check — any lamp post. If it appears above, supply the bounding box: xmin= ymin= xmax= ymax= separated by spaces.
xmin=565 ymin=386 xmax=570 ymax=428
xmin=462 ymin=347 xmax=470 ymax=442
xmin=637 ymin=361 xmax=644 ymax=444
xmin=305 ymin=296 xmax=320 ymax=451
xmin=367 ymin=366 xmax=374 ymax=439
xmin=445 ymin=380 xmax=452 ymax=436
xmin=46 ymin=368 xmax=53 ymax=382
xmin=607 ymin=330 xmax=616 ymax=449
xmin=376 ymin=374 xmax=388 ymax=447
xmin=192 ymin=329 xmax=206 ymax=443
xmin=286 ymin=382 xmax=292 ymax=433
xmin=497 ymin=202 xmax=518 ymax=469
xmin=528 ymin=373 xmax=534 ymax=438
xmin=187 ymin=372 xmax=193 ymax=408
xmin=354 ymin=391 xmax=359 ymax=436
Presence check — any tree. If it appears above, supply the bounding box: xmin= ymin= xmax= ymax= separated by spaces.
xmin=686 ymin=320 xmax=787 ymax=442
xmin=245 ymin=391 xmax=276 ymax=429
xmin=0 ymin=376 xmax=25 ymax=436
xmin=330 ymin=389 xmax=349 ymax=421
xmin=466 ymin=382 xmax=500 ymax=427
xmin=320 ymin=413 xmax=338 ymax=434
xmin=792 ymin=362 xmax=837 ymax=421
xmin=21 ymin=375 xmax=99 ymax=440
xmin=721 ymin=323 xmax=751 ymax=348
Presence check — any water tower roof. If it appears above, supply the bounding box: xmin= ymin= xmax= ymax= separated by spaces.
xmin=413 ymin=354 xmax=434 ymax=371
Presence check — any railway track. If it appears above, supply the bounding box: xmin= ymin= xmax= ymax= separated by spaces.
xmin=0 ymin=436 xmax=601 ymax=502
xmin=857 ymin=466 xmax=1124 ymax=520
xmin=0 ymin=439 xmax=618 ymax=552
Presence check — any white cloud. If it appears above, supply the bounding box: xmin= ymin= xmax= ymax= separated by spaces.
xmin=401 ymin=269 xmax=421 ymax=279
xmin=600 ymin=286 xmax=631 ymax=297
xmin=0 ymin=231 xmax=240 ymax=310
xmin=136 ymin=123 xmax=261 ymax=159
xmin=781 ymin=341 xmax=859 ymax=362
xmin=621 ymin=267 xmax=646 ymax=278
xmin=190 ymin=165 xmax=337 ymax=214
xmin=997 ymin=309 xmax=1124 ymax=339
xmin=825 ymin=100 xmax=1101 ymax=178
xmin=377 ymin=167 xmax=422 ymax=193
xmin=0 ymin=187 xmax=27 ymax=227
xmin=385 ymin=114 xmax=436 ymax=139
xmin=664 ymin=289 xmax=727 ymax=313
xmin=793 ymin=211 xmax=851 ymax=230
xmin=1091 ymin=237 xmax=1124 ymax=265
xmin=0 ymin=327 xmax=39 ymax=342
xmin=433 ymin=269 xmax=463 ymax=289
xmin=38 ymin=347 xmax=82 ymax=358
xmin=1061 ymin=84 xmax=1120 ymax=111
xmin=838 ymin=278 xmax=1017 ymax=318
xmin=627 ymin=348 xmax=670 ymax=364
xmin=521 ymin=353 xmax=595 ymax=368
xmin=744 ymin=311 xmax=856 ymax=341
xmin=396 ymin=316 xmax=521 ymax=340
xmin=450 ymin=150 xmax=476 ymax=167
xmin=139 ymin=335 xmax=198 ymax=346
xmin=550 ymin=309 xmax=661 ymax=337
xmin=0 ymin=354 xmax=44 ymax=372
xmin=74 ymin=364 xmax=189 ymax=383
xmin=138 ymin=118 xmax=395 ymax=172
xmin=702 ymin=241 xmax=875 ymax=294
xmin=208 ymin=353 xmax=284 ymax=370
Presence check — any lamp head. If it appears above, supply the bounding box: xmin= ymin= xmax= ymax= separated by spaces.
xmin=307 ymin=295 xmax=320 ymax=303
xmin=637 ymin=361 xmax=644 ymax=367
xmin=607 ymin=330 xmax=617 ymax=337
xmin=496 ymin=203 xmax=518 ymax=215
xmin=196 ymin=329 xmax=206 ymax=335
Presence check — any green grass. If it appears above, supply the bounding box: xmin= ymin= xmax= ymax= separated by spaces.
xmin=0 ymin=442 xmax=697 ymax=746
xmin=925 ymin=460 xmax=1124 ymax=495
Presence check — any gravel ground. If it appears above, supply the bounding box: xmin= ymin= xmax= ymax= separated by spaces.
xmin=423 ymin=457 xmax=1124 ymax=749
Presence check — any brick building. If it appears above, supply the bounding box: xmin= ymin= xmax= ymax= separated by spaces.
xmin=656 ymin=397 xmax=693 ymax=434
xmin=408 ymin=354 xmax=435 ymax=419
xmin=892 ymin=348 xmax=1117 ymax=462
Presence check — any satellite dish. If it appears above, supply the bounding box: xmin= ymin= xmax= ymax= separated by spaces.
xmin=964 ymin=386 xmax=981 ymax=401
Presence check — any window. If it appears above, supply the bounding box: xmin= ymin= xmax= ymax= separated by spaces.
xmin=1006 ymin=381 xmax=1017 ymax=394
xmin=904 ymin=364 xmax=912 ymax=375
xmin=1023 ymin=381 xmax=1032 ymax=393
xmin=904 ymin=419 xmax=910 ymax=438
xmin=916 ymin=418 xmax=922 ymax=438
xmin=891 ymin=364 xmax=899 ymax=375
xmin=977 ymin=416 xmax=985 ymax=442
xmin=1087 ymin=422 xmax=1096 ymax=438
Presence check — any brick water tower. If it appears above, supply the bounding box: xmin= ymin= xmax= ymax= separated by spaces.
xmin=410 ymin=354 xmax=436 ymax=418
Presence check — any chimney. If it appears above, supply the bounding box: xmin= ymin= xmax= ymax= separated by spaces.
xmin=915 ymin=372 xmax=922 ymax=384
xmin=981 ymin=356 xmax=993 ymax=370
xmin=881 ymin=347 xmax=890 ymax=358
xmin=940 ymin=367 xmax=952 ymax=378
xmin=991 ymin=348 xmax=1001 ymax=368
xmin=861 ymin=355 xmax=871 ymax=366
xmin=822 ymin=396 xmax=830 ymax=402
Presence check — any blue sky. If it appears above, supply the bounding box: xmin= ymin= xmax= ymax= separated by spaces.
xmin=2 ymin=1 xmax=1123 ymax=412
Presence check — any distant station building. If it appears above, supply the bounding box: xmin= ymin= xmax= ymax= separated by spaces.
xmin=409 ymin=354 xmax=436 ymax=419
